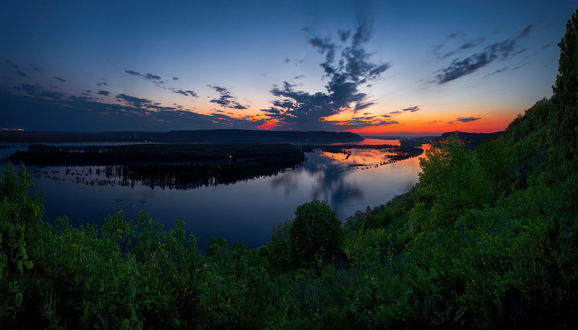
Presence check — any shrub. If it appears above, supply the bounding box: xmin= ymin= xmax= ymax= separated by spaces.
xmin=290 ymin=201 xmax=343 ymax=266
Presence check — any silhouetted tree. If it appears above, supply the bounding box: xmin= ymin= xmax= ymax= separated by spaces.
xmin=290 ymin=201 xmax=342 ymax=266
xmin=550 ymin=9 xmax=577 ymax=162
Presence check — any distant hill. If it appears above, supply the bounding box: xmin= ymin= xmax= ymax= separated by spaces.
xmin=0 ymin=129 xmax=363 ymax=144
xmin=435 ymin=131 xmax=504 ymax=148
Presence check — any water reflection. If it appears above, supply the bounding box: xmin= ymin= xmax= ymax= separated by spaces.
xmin=271 ymin=151 xmax=364 ymax=210
xmin=2 ymin=144 xmax=429 ymax=248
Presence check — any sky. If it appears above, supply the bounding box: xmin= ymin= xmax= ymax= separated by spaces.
xmin=0 ymin=0 xmax=576 ymax=133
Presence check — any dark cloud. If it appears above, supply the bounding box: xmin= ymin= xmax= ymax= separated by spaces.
xmin=3 ymin=60 xmax=30 ymax=78
xmin=15 ymin=84 xmax=64 ymax=100
xmin=96 ymin=81 xmax=108 ymax=87
xmin=172 ymin=76 xmax=179 ymax=80
xmin=441 ymin=38 xmax=485 ymax=59
xmin=293 ymin=74 xmax=305 ymax=80
xmin=328 ymin=116 xmax=398 ymax=130
xmin=53 ymin=77 xmax=66 ymax=83
xmin=124 ymin=70 xmax=162 ymax=81
xmin=403 ymin=106 xmax=420 ymax=112
xmin=261 ymin=24 xmax=390 ymax=130
xmin=171 ymin=89 xmax=198 ymax=98
xmin=283 ymin=58 xmax=291 ymax=64
xmin=209 ymin=85 xmax=248 ymax=110
xmin=98 ymin=90 xmax=111 ymax=96
xmin=435 ymin=25 xmax=533 ymax=84
xmin=0 ymin=87 xmax=263 ymax=131
xmin=338 ymin=30 xmax=351 ymax=42
xmin=116 ymin=93 xmax=154 ymax=108
xmin=456 ymin=116 xmax=481 ymax=123
xmin=433 ymin=33 xmax=465 ymax=58
xmin=389 ymin=110 xmax=402 ymax=115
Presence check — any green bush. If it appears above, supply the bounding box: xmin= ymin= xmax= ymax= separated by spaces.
xmin=290 ymin=201 xmax=343 ymax=267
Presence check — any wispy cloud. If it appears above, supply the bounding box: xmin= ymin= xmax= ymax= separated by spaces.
xmin=170 ymin=89 xmax=198 ymax=98
xmin=125 ymin=70 xmax=162 ymax=81
xmin=435 ymin=25 xmax=533 ymax=84
xmin=455 ymin=116 xmax=481 ymax=123
xmin=403 ymin=106 xmax=420 ymax=112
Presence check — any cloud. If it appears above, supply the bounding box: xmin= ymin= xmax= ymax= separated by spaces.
xmin=125 ymin=70 xmax=162 ymax=81
xmin=97 ymin=81 xmax=108 ymax=87
xmin=0 ymin=87 xmax=263 ymax=131
xmin=403 ymin=106 xmax=420 ymax=112
xmin=17 ymin=71 xmax=28 ymax=77
xmin=434 ymin=25 xmax=533 ymax=84
xmin=389 ymin=110 xmax=402 ymax=115
xmin=516 ymin=25 xmax=533 ymax=40
xmin=209 ymin=85 xmax=248 ymax=110
xmin=115 ymin=93 xmax=154 ymax=108
xmin=441 ymin=38 xmax=485 ymax=59
xmin=261 ymin=24 xmax=391 ymax=130
xmin=338 ymin=30 xmax=351 ymax=42
xmin=483 ymin=66 xmax=510 ymax=79
xmin=172 ymin=76 xmax=179 ymax=80
xmin=98 ymin=90 xmax=111 ymax=96
xmin=15 ymin=84 xmax=64 ymax=100
xmin=53 ymin=77 xmax=66 ymax=83
xmin=283 ymin=58 xmax=291 ymax=64
xmin=124 ymin=70 xmax=166 ymax=89
xmin=456 ymin=116 xmax=481 ymax=123
xmin=326 ymin=115 xmax=398 ymax=130
xmin=171 ymin=89 xmax=198 ymax=98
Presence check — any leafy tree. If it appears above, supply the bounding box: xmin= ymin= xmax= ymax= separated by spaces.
xmin=550 ymin=9 xmax=577 ymax=163
xmin=290 ymin=201 xmax=343 ymax=266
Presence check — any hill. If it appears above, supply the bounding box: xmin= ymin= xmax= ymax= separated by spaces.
xmin=0 ymin=129 xmax=363 ymax=144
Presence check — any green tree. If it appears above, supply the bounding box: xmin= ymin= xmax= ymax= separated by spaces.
xmin=550 ymin=9 xmax=577 ymax=163
xmin=290 ymin=201 xmax=342 ymax=266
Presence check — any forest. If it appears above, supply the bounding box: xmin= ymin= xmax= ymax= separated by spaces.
xmin=0 ymin=11 xmax=576 ymax=329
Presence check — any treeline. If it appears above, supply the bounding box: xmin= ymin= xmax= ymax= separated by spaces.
xmin=0 ymin=10 xmax=576 ymax=329
xmin=11 ymin=143 xmax=305 ymax=189
xmin=0 ymin=129 xmax=363 ymax=144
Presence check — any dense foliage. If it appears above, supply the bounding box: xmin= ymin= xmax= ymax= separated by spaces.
xmin=1 ymin=10 xmax=576 ymax=329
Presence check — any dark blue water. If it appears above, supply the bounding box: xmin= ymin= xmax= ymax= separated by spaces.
xmin=0 ymin=141 xmax=426 ymax=248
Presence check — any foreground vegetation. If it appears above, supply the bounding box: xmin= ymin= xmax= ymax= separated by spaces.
xmin=1 ymin=10 xmax=576 ymax=329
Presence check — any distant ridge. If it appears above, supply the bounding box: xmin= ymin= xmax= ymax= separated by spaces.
xmin=0 ymin=129 xmax=363 ymax=144
xmin=435 ymin=131 xmax=504 ymax=147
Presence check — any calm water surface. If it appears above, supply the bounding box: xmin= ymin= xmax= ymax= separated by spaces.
xmin=0 ymin=141 xmax=427 ymax=248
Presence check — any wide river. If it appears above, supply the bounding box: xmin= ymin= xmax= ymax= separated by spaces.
xmin=0 ymin=139 xmax=427 ymax=248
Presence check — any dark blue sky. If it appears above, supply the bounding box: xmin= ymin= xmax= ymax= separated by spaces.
xmin=1 ymin=0 xmax=576 ymax=132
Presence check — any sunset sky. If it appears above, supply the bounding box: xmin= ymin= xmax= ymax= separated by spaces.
xmin=1 ymin=0 xmax=576 ymax=133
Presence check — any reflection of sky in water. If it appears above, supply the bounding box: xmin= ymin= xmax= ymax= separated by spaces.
xmin=1 ymin=144 xmax=428 ymax=248
xmin=328 ymin=138 xmax=400 ymax=146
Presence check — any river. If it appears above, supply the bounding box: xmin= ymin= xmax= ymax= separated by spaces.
xmin=0 ymin=139 xmax=427 ymax=248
